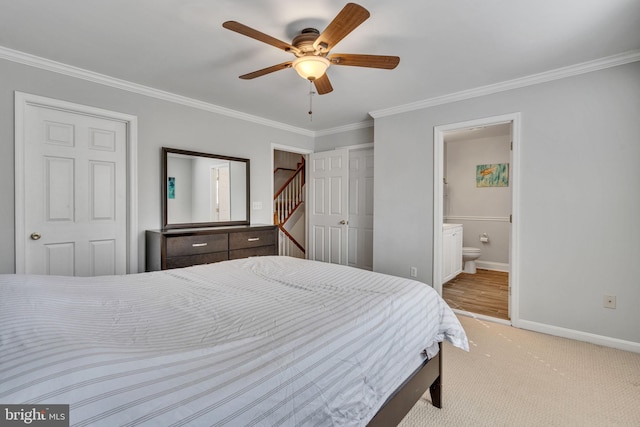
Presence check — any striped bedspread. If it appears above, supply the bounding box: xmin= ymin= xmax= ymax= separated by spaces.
xmin=0 ymin=256 xmax=468 ymax=426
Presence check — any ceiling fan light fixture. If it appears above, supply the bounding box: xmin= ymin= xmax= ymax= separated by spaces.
xmin=292 ymin=55 xmax=330 ymax=81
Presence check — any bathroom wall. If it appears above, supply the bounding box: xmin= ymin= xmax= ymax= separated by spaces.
xmin=444 ymin=131 xmax=511 ymax=269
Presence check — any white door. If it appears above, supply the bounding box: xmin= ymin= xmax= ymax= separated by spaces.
xmin=19 ymin=102 xmax=128 ymax=276
xmin=347 ymin=148 xmax=374 ymax=270
xmin=308 ymin=149 xmax=349 ymax=264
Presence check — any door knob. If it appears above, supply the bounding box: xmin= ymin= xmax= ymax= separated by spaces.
xmin=339 ymin=220 xmax=348 ymax=225
xmin=30 ymin=232 xmax=42 ymax=240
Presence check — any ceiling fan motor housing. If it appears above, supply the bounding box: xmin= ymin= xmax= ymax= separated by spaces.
xmin=292 ymin=28 xmax=322 ymax=55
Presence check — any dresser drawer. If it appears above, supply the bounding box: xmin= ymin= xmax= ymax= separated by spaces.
xmin=229 ymin=229 xmax=276 ymax=250
xmin=165 ymin=252 xmax=229 ymax=269
xmin=166 ymin=233 xmax=228 ymax=257
xmin=229 ymin=245 xmax=277 ymax=260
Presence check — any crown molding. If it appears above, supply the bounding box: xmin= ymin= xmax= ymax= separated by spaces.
xmin=0 ymin=46 xmax=315 ymax=137
xmin=370 ymin=50 xmax=640 ymax=119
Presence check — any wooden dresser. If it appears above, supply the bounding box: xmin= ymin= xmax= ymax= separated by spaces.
xmin=145 ymin=225 xmax=278 ymax=271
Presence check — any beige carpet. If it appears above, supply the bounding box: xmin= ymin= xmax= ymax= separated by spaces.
xmin=399 ymin=315 xmax=640 ymax=426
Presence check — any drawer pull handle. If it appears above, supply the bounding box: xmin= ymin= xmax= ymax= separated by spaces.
xmin=247 ymin=237 xmax=260 ymax=242
xmin=192 ymin=243 xmax=208 ymax=247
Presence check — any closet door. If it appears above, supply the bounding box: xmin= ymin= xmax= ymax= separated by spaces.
xmin=16 ymin=94 xmax=130 ymax=276
xmin=348 ymin=148 xmax=374 ymax=270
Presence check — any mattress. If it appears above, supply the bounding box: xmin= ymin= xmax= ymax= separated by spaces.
xmin=0 ymin=256 xmax=468 ymax=426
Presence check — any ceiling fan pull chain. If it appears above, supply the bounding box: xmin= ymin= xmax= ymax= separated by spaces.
xmin=308 ymin=80 xmax=314 ymax=121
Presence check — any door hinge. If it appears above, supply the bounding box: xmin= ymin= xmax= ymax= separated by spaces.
xmin=510 ymin=141 xmax=513 ymax=150
xmin=509 ymin=214 xmax=512 ymax=223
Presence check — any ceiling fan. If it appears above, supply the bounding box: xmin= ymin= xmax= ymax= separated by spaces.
xmin=222 ymin=2 xmax=400 ymax=95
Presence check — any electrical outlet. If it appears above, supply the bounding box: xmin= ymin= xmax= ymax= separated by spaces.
xmin=252 ymin=201 xmax=262 ymax=210
xmin=410 ymin=267 xmax=418 ymax=278
xmin=603 ymin=295 xmax=616 ymax=309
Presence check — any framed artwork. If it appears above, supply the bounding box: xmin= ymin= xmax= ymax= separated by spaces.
xmin=168 ymin=177 xmax=175 ymax=199
xmin=476 ymin=163 xmax=509 ymax=187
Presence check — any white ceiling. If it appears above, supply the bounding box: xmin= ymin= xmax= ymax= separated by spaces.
xmin=1 ymin=0 xmax=639 ymax=133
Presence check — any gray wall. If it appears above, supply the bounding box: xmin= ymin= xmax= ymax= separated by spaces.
xmin=374 ymin=61 xmax=640 ymax=345
xmin=314 ymin=125 xmax=373 ymax=151
xmin=0 ymin=58 xmax=313 ymax=274
xmin=166 ymin=156 xmax=193 ymax=224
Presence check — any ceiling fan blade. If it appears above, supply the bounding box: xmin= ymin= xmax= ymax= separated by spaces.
xmin=239 ymin=62 xmax=293 ymax=79
xmin=313 ymin=74 xmax=333 ymax=95
xmin=223 ymin=21 xmax=299 ymax=54
xmin=328 ymin=53 xmax=400 ymax=69
xmin=313 ymin=3 xmax=370 ymax=52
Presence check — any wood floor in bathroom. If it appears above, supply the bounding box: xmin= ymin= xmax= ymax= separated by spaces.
xmin=443 ymin=269 xmax=509 ymax=320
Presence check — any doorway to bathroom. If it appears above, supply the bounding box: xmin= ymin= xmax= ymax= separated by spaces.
xmin=433 ymin=113 xmax=521 ymax=325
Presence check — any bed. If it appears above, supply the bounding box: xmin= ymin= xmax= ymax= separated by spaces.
xmin=0 ymin=256 xmax=468 ymax=426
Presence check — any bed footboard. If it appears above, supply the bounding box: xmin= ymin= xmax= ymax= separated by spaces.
xmin=367 ymin=343 xmax=443 ymax=426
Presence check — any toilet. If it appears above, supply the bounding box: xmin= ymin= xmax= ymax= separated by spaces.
xmin=462 ymin=247 xmax=481 ymax=274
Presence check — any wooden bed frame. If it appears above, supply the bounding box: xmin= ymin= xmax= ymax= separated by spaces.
xmin=367 ymin=343 xmax=442 ymax=426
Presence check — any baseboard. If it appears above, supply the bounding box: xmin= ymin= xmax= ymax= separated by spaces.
xmin=516 ymin=319 xmax=640 ymax=354
xmin=475 ymin=261 xmax=509 ymax=272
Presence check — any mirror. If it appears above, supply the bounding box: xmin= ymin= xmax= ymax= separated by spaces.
xmin=162 ymin=147 xmax=250 ymax=229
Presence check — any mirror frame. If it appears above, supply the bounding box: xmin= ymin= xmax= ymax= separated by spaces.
xmin=162 ymin=147 xmax=250 ymax=230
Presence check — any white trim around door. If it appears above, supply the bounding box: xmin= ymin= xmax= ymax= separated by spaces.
xmin=14 ymin=92 xmax=139 ymax=274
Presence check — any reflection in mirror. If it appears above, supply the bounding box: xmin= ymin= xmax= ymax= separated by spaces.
xmin=162 ymin=148 xmax=250 ymax=229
